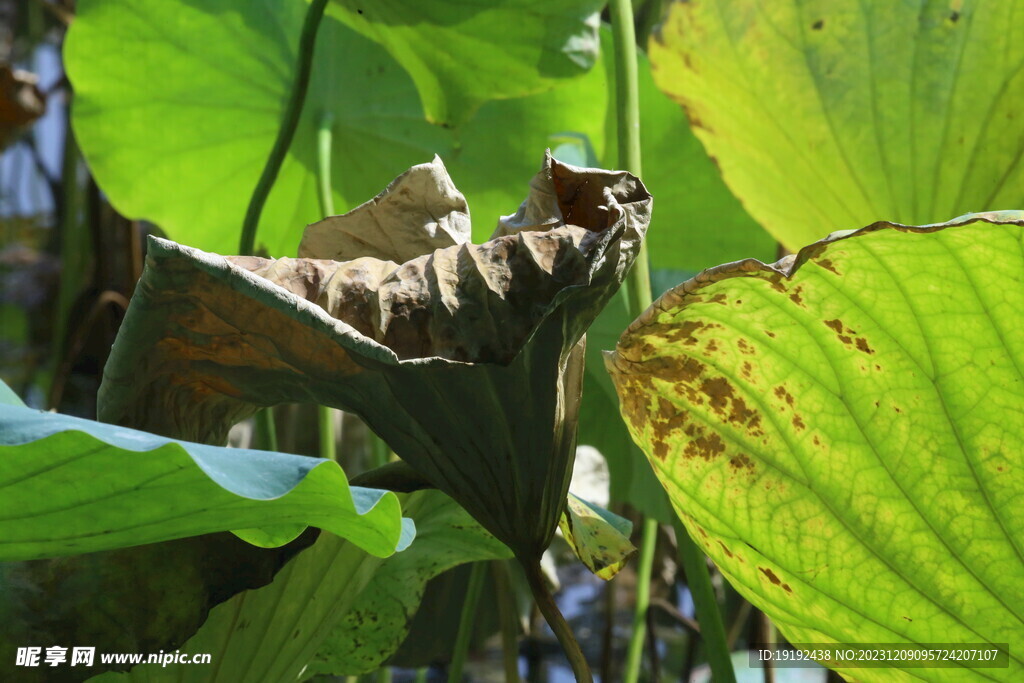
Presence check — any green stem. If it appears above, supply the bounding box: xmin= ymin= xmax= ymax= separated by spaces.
xmin=314 ymin=110 xmax=337 ymax=461
xmin=623 ymin=516 xmax=658 ymax=682
xmin=493 ymin=560 xmax=522 ymax=683
xmin=238 ymin=0 xmax=328 ymax=255
xmin=610 ymin=0 xmax=651 ymax=318
xmin=316 ymin=110 xmax=336 ymax=217
xmin=674 ymin=518 xmax=736 ymax=683
xmin=610 ymin=2 xmax=658 ymax=680
xmin=414 ymin=670 xmax=428 ymax=683
xmin=448 ymin=561 xmax=488 ymax=683
xmin=254 ymin=409 xmax=278 ymax=452
xmin=238 ymin=0 xmax=327 ymax=444
xmin=377 ymin=667 xmax=393 ymax=683
xmin=520 ymin=556 xmax=593 ymax=683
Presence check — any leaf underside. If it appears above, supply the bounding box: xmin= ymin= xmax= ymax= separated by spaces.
xmin=608 ymin=213 xmax=1024 ymax=682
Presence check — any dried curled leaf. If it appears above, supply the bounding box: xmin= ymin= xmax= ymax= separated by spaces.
xmin=99 ymin=155 xmax=651 ymax=558
xmin=298 ymin=155 xmax=470 ymax=263
xmin=0 ymin=65 xmax=44 ymax=150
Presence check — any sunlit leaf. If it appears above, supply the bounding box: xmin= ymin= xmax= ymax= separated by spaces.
xmin=326 ymin=0 xmax=604 ymax=126
xmin=65 ymin=0 xmax=451 ymax=259
xmin=0 ymin=397 xmax=409 ymax=561
xmin=608 ymin=213 xmax=1024 ymax=681
xmin=602 ymin=30 xmax=774 ymax=270
xmin=649 ymin=0 xmax=1024 ymax=249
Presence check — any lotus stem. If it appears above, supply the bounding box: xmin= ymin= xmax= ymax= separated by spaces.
xmin=254 ymin=409 xmax=278 ymax=452
xmin=623 ymin=516 xmax=659 ymax=681
xmin=314 ymin=109 xmax=338 ymax=462
xmin=610 ymin=0 xmax=651 ymax=317
xmin=610 ymin=0 xmax=657 ymax=679
xmin=238 ymin=0 xmax=328 ymax=255
xmin=493 ymin=560 xmax=522 ymax=682
xmin=674 ymin=517 xmax=736 ymax=683
xmin=448 ymin=561 xmax=488 ymax=683
xmin=520 ymin=556 xmax=593 ymax=682
xmin=238 ymin=0 xmax=327 ymax=447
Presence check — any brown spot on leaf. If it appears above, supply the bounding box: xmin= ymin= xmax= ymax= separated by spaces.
xmin=817 ymin=258 xmax=840 ymax=275
xmin=730 ymin=454 xmax=754 ymax=471
xmin=773 ymin=386 xmax=794 ymax=406
xmin=683 ymin=431 xmax=726 ymax=461
xmin=792 ymin=414 xmax=805 ymax=431
xmin=767 ymin=273 xmax=787 ymax=293
xmin=856 ymin=337 xmax=875 ymax=354
xmin=717 ymin=541 xmax=734 ymax=558
xmin=789 ymin=286 xmax=804 ymax=306
xmin=736 ymin=338 xmax=755 ymax=356
xmin=706 ymin=339 xmax=719 ymax=353
xmin=709 ymin=292 xmax=728 ymax=305
xmin=764 ymin=330 xmax=776 ymax=338
xmin=759 ymin=567 xmax=793 ymax=593
xmin=824 ymin=319 xmax=843 ymax=334
xmin=812 ymin=19 xmax=824 ymax=30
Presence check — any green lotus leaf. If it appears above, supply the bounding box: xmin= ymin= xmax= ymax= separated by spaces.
xmin=607 ymin=212 xmax=1024 ymax=681
xmin=98 ymin=155 xmax=651 ymax=561
xmin=0 ymin=532 xmax=320 ymax=682
xmin=326 ymin=0 xmax=604 ymax=126
xmin=86 ymin=491 xmax=486 ymax=683
xmin=0 ymin=396 xmax=410 ymax=561
xmin=649 ymin=0 xmax=1024 ymax=250
xmin=306 ymin=490 xmax=512 ymax=677
xmin=558 ymin=492 xmax=636 ymax=580
xmin=64 ymin=0 xmax=453 ymax=260
xmin=599 ymin=29 xmax=773 ymax=271
xmin=64 ymin=0 xmax=612 ymax=261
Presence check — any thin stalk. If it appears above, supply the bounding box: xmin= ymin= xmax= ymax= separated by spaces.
xmin=520 ymin=556 xmax=593 ymax=682
xmin=415 ymin=669 xmax=428 ymax=683
xmin=493 ymin=560 xmax=522 ymax=683
xmin=238 ymin=0 xmax=328 ymax=255
xmin=610 ymin=0 xmax=651 ymax=317
xmin=254 ymin=409 xmax=278 ymax=452
xmin=674 ymin=518 xmax=736 ymax=683
xmin=623 ymin=517 xmax=658 ymax=682
xmin=377 ymin=667 xmax=393 ymax=683
xmin=238 ymin=0 xmax=327 ymax=445
xmin=610 ymin=1 xmax=656 ymax=679
xmin=448 ymin=561 xmax=488 ymax=683
xmin=315 ymin=110 xmax=337 ymax=462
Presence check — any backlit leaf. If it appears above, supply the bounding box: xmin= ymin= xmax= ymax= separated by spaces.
xmin=608 ymin=213 xmax=1024 ymax=681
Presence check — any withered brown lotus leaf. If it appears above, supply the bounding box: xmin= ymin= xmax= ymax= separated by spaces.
xmin=98 ymin=154 xmax=651 ymax=558
xmin=0 ymin=65 xmax=44 ymax=150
